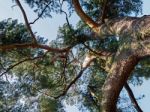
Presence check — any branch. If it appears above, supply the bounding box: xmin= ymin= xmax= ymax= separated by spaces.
xmin=124 ymin=82 xmax=143 ymax=112
xmin=101 ymin=55 xmax=140 ymax=111
xmin=54 ymin=67 xmax=86 ymax=99
xmin=30 ymin=1 xmax=52 ymax=24
xmin=101 ymin=0 xmax=108 ymax=23
xmin=0 ymin=52 xmax=48 ymax=77
xmin=15 ymin=0 xmax=37 ymax=43
xmin=0 ymin=43 xmax=71 ymax=53
xmin=72 ymin=0 xmax=99 ymax=32
xmin=83 ymin=43 xmax=114 ymax=57
xmin=58 ymin=0 xmax=72 ymax=31
xmin=54 ymin=53 xmax=95 ymax=99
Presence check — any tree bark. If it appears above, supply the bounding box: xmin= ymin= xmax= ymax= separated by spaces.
xmin=101 ymin=54 xmax=139 ymax=112
xmin=72 ymin=0 xmax=150 ymax=39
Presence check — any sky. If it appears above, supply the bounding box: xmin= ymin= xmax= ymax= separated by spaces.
xmin=0 ymin=0 xmax=150 ymax=112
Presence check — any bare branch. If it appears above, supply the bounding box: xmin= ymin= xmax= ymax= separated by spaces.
xmin=15 ymin=0 xmax=37 ymax=43
xmin=124 ymin=82 xmax=143 ymax=112
xmin=58 ymin=0 xmax=72 ymax=31
xmin=83 ymin=43 xmax=114 ymax=57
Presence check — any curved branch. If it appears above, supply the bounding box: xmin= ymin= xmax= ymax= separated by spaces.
xmin=15 ymin=0 xmax=37 ymax=43
xmin=124 ymin=82 xmax=143 ymax=112
xmin=72 ymin=0 xmax=99 ymax=32
xmin=101 ymin=54 xmax=140 ymax=112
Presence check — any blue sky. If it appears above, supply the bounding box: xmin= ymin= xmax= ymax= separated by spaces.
xmin=0 ymin=0 xmax=150 ymax=112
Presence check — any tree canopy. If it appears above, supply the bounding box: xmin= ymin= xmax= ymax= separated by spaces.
xmin=0 ymin=0 xmax=150 ymax=112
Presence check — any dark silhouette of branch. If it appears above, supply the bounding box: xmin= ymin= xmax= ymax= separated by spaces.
xmin=58 ymin=0 xmax=73 ymax=32
xmin=15 ymin=0 xmax=37 ymax=43
xmin=83 ymin=43 xmax=114 ymax=57
xmin=124 ymin=82 xmax=143 ymax=112
xmin=30 ymin=1 xmax=52 ymax=24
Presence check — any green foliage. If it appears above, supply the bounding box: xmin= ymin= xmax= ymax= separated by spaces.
xmin=80 ymin=0 xmax=143 ymax=20
xmin=13 ymin=0 xmax=143 ymax=21
xmin=0 ymin=0 xmax=149 ymax=112
xmin=39 ymin=96 xmax=59 ymax=112
xmin=0 ymin=19 xmax=32 ymax=45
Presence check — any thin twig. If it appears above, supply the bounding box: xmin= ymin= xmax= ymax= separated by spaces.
xmin=30 ymin=1 xmax=52 ymax=24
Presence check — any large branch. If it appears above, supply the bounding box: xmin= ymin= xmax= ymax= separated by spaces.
xmin=98 ymin=15 xmax=150 ymax=38
xmin=72 ymin=0 xmax=99 ymax=32
xmin=73 ymin=2 xmax=150 ymax=39
xmin=101 ymin=54 xmax=140 ymax=112
xmin=0 ymin=43 xmax=70 ymax=53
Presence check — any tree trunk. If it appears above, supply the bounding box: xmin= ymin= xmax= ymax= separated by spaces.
xmin=101 ymin=54 xmax=139 ymax=112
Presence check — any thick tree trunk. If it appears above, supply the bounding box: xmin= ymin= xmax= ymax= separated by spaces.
xmin=101 ymin=54 xmax=139 ymax=112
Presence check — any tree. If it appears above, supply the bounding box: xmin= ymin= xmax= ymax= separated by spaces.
xmin=0 ymin=0 xmax=150 ymax=112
